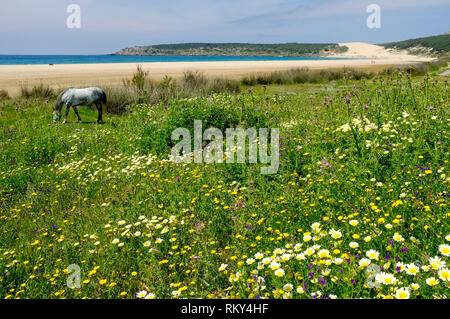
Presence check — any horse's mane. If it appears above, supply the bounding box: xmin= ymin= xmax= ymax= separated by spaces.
xmin=54 ymin=87 xmax=75 ymax=110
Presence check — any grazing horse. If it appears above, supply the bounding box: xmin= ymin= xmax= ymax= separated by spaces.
xmin=53 ymin=87 xmax=107 ymax=124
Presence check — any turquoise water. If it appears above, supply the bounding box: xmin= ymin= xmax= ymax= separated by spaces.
xmin=0 ymin=55 xmax=350 ymax=65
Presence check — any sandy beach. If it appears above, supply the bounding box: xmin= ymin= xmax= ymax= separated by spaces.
xmin=0 ymin=43 xmax=433 ymax=97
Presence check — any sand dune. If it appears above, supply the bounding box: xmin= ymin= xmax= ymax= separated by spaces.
xmin=334 ymin=42 xmax=430 ymax=60
xmin=0 ymin=42 xmax=433 ymax=97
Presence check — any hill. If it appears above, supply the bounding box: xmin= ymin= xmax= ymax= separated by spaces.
xmin=113 ymin=43 xmax=348 ymax=57
xmin=383 ymin=34 xmax=450 ymax=54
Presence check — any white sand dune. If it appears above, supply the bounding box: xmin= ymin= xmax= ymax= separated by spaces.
xmin=333 ymin=42 xmax=431 ymax=61
xmin=0 ymin=42 xmax=434 ymax=97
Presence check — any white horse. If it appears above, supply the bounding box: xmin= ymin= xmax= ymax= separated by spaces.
xmin=53 ymin=87 xmax=107 ymax=124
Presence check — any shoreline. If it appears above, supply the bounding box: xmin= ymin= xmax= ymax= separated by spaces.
xmin=0 ymin=59 xmax=429 ymax=97
xmin=0 ymin=42 xmax=433 ymax=97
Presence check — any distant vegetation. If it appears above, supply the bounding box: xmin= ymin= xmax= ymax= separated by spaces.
xmin=113 ymin=43 xmax=348 ymax=57
xmin=383 ymin=34 xmax=450 ymax=54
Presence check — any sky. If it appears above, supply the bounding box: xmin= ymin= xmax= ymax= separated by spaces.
xmin=0 ymin=0 xmax=449 ymax=54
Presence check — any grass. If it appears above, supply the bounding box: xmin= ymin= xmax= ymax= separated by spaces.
xmin=19 ymin=83 xmax=55 ymax=99
xmin=0 ymin=67 xmax=448 ymax=299
xmin=241 ymin=68 xmax=374 ymax=85
xmin=105 ymin=69 xmax=240 ymax=114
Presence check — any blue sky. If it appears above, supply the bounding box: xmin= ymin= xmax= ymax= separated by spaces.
xmin=0 ymin=0 xmax=449 ymax=54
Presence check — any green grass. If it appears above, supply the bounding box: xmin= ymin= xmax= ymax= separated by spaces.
xmin=0 ymin=70 xmax=448 ymax=299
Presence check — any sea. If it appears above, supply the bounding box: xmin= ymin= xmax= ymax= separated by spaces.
xmin=0 ymin=55 xmax=349 ymax=65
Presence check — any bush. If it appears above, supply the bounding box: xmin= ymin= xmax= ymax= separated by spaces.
xmin=147 ymin=76 xmax=178 ymax=105
xmin=106 ymin=68 xmax=242 ymax=115
xmin=20 ymin=84 xmax=55 ymax=99
xmin=21 ymin=84 xmax=53 ymax=99
xmin=103 ymin=86 xmax=138 ymax=115
xmin=125 ymin=64 xmax=150 ymax=92
xmin=139 ymin=93 xmax=272 ymax=156
xmin=0 ymin=89 xmax=9 ymax=100
xmin=241 ymin=68 xmax=373 ymax=86
xmin=205 ymin=78 xmax=240 ymax=94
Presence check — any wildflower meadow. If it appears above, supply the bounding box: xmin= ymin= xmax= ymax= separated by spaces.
xmin=0 ymin=70 xmax=448 ymax=299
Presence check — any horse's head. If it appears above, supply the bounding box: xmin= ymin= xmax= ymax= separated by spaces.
xmin=53 ymin=111 xmax=59 ymax=123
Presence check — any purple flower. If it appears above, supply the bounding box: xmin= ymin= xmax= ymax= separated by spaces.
xmin=319 ymin=277 xmax=326 ymax=286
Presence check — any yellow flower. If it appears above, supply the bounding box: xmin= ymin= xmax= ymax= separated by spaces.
xmin=439 ymin=244 xmax=450 ymax=257
xmin=395 ymin=288 xmax=410 ymax=299
xmin=426 ymin=277 xmax=439 ymax=286
xmin=438 ymin=268 xmax=449 ymax=281
xmin=274 ymin=269 xmax=285 ymax=277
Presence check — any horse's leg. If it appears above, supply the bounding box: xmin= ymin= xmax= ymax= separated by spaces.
xmin=96 ymin=103 xmax=103 ymax=124
xmin=62 ymin=103 xmax=70 ymax=124
xmin=73 ymin=106 xmax=82 ymax=123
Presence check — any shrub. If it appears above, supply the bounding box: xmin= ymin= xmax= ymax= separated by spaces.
xmin=241 ymin=68 xmax=373 ymax=86
xmin=139 ymin=93 xmax=272 ymax=156
xmin=103 ymin=86 xmax=138 ymax=114
xmin=126 ymin=64 xmax=150 ymax=92
xmin=147 ymin=76 xmax=178 ymax=105
xmin=0 ymin=89 xmax=9 ymax=100
xmin=20 ymin=84 xmax=55 ymax=99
